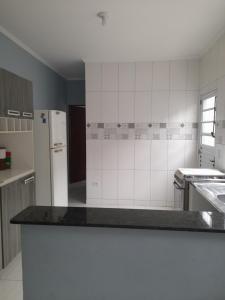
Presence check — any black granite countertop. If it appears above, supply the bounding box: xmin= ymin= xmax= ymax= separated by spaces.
xmin=10 ymin=206 xmax=225 ymax=233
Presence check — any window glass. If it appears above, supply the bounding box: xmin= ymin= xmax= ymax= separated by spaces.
xmin=202 ymin=136 xmax=215 ymax=147
xmin=202 ymin=109 xmax=214 ymax=122
xmin=202 ymin=122 xmax=214 ymax=134
xmin=201 ymin=94 xmax=216 ymax=148
xmin=203 ymin=97 xmax=215 ymax=110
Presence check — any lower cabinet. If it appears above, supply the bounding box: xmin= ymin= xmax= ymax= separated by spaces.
xmin=0 ymin=173 xmax=35 ymax=268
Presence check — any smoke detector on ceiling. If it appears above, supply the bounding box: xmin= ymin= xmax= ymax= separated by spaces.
xmin=97 ymin=11 xmax=108 ymax=26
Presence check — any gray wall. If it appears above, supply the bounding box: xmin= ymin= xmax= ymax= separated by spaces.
xmin=66 ymin=80 xmax=85 ymax=106
xmin=0 ymin=32 xmax=66 ymax=110
xmin=22 ymin=225 xmax=225 ymax=300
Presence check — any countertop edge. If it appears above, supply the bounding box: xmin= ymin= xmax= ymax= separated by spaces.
xmin=10 ymin=219 xmax=225 ymax=234
xmin=10 ymin=206 xmax=225 ymax=234
xmin=0 ymin=169 xmax=34 ymax=187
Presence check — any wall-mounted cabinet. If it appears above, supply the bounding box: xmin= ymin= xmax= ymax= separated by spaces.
xmin=0 ymin=173 xmax=35 ymax=268
xmin=0 ymin=68 xmax=33 ymax=119
xmin=0 ymin=117 xmax=33 ymax=133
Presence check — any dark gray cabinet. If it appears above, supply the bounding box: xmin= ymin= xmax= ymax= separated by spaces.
xmin=22 ymin=80 xmax=33 ymax=117
xmin=20 ymin=174 xmax=36 ymax=209
xmin=1 ymin=180 xmax=21 ymax=267
xmin=0 ymin=69 xmax=5 ymax=117
xmin=0 ymin=173 xmax=35 ymax=267
xmin=0 ymin=68 xmax=33 ymax=118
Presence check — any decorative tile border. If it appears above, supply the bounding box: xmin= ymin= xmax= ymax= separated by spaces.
xmin=86 ymin=122 xmax=198 ymax=140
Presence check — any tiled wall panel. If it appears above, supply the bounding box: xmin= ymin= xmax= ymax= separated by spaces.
xmin=86 ymin=60 xmax=199 ymax=208
xmin=200 ymin=32 xmax=225 ymax=172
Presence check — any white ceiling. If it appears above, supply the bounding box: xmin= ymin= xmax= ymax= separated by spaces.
xmin=1 ymin=0 xmax=225 ymax=79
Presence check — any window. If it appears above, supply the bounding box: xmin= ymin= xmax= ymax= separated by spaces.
xmin=200 ymin=95 xmax=216 ymax=147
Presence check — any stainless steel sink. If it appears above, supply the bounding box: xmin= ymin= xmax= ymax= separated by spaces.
xmin=217 ymin=194 xmax=225 ymax=203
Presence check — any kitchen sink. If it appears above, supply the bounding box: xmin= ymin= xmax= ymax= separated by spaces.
xmin=217 ymin=194 xmax=225 ymax=203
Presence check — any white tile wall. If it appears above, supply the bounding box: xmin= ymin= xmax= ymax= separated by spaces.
xmin=102 ymin=140 xmax=117 ymax=170
xmin=134 ymin=170 xmax=150 ymax=201
xmin=170 ymin=61 xmax=187 ymax=90
xmin=135 ymin=62 xmax=152 ymax=91
xmin=118 ymin=140 xmax=134 ymax=170
xmin=185 ymin=91 xmax=199 ymax=122
xmin=184 ymin=141 xmax=197 ymax=168
xmin=118 ymin=63 xmax=135 ymax=91
xmin=152 ymin=61 xmax=170 ymax=90
xmin=218 ymin=34 xmax=225 ymax=79
xmin=187 ymin=60 xmax=199 ymax=91
xmin=102 ymin=170 xmax=117 ymax=199
xmin=102 ymin=92 xmax=118 ymax=122
xmin=151 ymin=91 xmax=169 ymax=122
xmin=169 ymin=91 xmax=186 ymax=122
xmin=134 ymin=92 xmax=151 ymax=122
xmin=216 ymin=77 xmax=225 ymax=121
xmin=86 ymin=92 xmax=102 ymax=122
xmin=150 ymin=171 xmax=168 ymax=202
xmin=151 ymin=141 xmax=168 ymax=171
xmin=86 ymin=140 xmax=102 ymax=169
xmin=87 ymin=170 xmax=101 ymax=199
xmin=200 ymin=31 xmax=225 ymax=171
xmin=85 ymin=63 xmax=102 ymax=91
xmin=86 ymin=59 xmax=199 ymax=208
xmin=118 ymin=170 xmax=134 ymax=200
xmin=215 ymin=144 xmax=225 ymax=171
xmin=134 ymin=140 xmax=151 ymax=170
xmin=167 ymin=171 xmax=175 ymax=207
xmin=101 ymin=199 xmax=118 ymax=207
xmin=118 ymin=92 xmax=134 ymax=122
xmin=102 ymin=63 xmax=118 ymax=91
xmin=168 ymin=140 xmax=185 ymax=171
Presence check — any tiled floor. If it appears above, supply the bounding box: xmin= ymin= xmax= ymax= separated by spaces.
xmin=0 ymin=254 xmax=23 ymax=300
xmin=68 ymin=181 xmax=86 ymax=207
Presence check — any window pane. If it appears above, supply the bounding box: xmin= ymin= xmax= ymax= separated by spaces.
xmin=202 ymin=122 xmax=214 ymax=134
xmin=202 ymin=109 xmax=214 ymax=122
xmin=203 ymin=97 xmax=215 ymax=110
xmin=202 ymin=135 xmax=215 ymax=147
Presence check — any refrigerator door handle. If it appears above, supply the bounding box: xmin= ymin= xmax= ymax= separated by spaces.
xmin=54 ymin=142 xmax=63 ymax=146
xmin=54 ymin=149 xmax=63 ymax=153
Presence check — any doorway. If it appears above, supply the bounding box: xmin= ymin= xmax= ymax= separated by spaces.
xmin=68 ymin=105 xmax=86 ymax=206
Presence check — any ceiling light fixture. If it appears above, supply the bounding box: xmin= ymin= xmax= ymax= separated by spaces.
xmin=97 ymin=11 xmax=108 ymax=26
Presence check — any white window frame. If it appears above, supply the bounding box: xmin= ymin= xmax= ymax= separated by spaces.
xmin=199 ymin=91 xmax=216 ymax=167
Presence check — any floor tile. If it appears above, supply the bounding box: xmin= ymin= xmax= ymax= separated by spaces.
xmin=0 ymin=254 xmax=22 ymax=281
xmin=0 ymin=280 xmax=23 ymax=300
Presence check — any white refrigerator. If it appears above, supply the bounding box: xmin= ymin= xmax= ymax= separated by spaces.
xmin=34 ymin=110 xmax=68 ymax=206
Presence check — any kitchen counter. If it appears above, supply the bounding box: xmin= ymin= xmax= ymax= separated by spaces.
xmin=0 ymin=168 xmax=34 ymax=187
xmin=11 ymin=205 xmax=225 ymax=233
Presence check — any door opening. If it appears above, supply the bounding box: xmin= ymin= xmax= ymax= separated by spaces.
xmin=68 ymin=105 xmax=86 ymax=205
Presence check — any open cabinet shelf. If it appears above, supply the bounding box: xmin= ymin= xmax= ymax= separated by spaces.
xmin=0 ymin=117 xmax=33 ymax=133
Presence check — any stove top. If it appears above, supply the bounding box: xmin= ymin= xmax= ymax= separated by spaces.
xmin=175 ymin=168 xmax=225 ymax=181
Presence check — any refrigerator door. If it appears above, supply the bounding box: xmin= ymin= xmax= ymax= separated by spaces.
xmin=49 ymin=110 xmax=67 ymax=148
xmin=50 ymin=147 xmax=68 ymax=206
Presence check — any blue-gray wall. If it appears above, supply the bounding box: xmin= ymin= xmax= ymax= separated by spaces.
xmin=0 ymin=32 xmax=66 ymax=110
xmin=66 ymin=80 xmax=85 ymax=106
xmin=22 ymin=225 xmax=225 ymax=300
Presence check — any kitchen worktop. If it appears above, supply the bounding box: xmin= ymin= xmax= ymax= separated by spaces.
xmin=177 ymin=168 xmax=225 ymax=177
xmin=0 ymin=168 xmax=34 ymax=187
xmin=11 ymin=205 xmax=225 ymax=233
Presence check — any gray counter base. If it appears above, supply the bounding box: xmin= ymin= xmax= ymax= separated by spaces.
xmin=21 ymin=225 xmax=225 ymax=300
